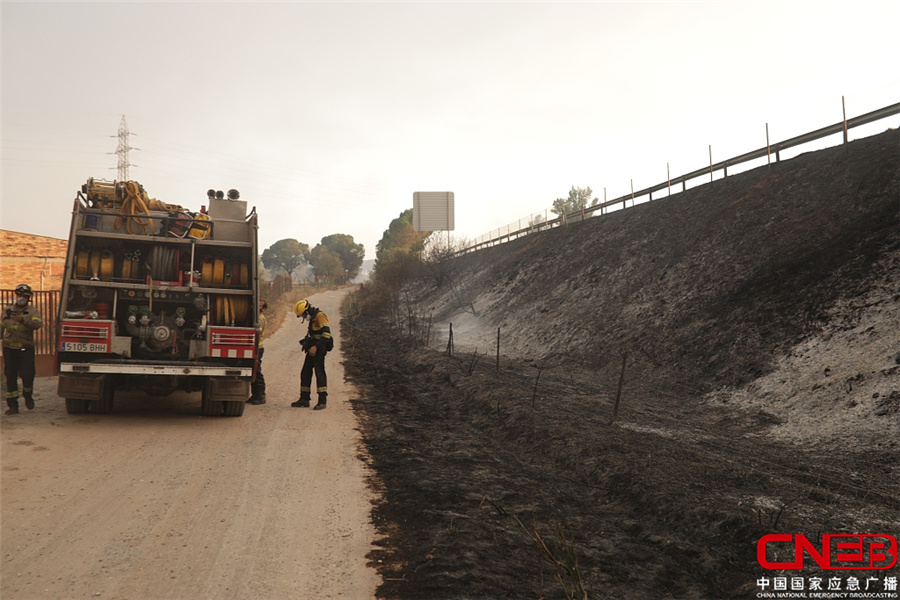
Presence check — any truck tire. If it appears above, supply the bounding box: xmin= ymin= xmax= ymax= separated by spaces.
xmin=223 ymin=401 xmax=245 ymax=417
xmin=65 ymin=398 xmax=89 ymax=414
xmin=201 ymin=385 xmax=224 ymax=416
xmin=90 ymin=381 xmax=115 ymax=414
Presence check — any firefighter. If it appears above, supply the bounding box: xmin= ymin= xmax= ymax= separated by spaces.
xmin=291 ymin=299 xmax=333 ymax=410
xmin=2 ymin=284 xmax=43 ymax=415
xmin=248 ymin=299 xmax=268 ymax=405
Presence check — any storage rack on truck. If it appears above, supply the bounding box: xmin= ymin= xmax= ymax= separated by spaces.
xmin=56 ymin=179 xmax=259 ymax=417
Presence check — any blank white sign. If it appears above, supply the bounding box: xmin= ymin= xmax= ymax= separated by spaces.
xmin=413 ymin=191 xmax=455 ymax=231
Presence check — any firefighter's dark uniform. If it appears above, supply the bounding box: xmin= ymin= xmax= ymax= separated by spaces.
xmin=249 ymin=309 xmax=267 ymax=404
xmin=2 ymin=300 xmax=43 ymax=414
xmin=298 ymin=308 xmax=332 ymax=409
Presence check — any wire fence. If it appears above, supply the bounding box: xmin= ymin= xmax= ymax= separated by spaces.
xmin=462 ymin=99 xmax=900 ymax=254
xmin=259 ymin=273 xmax=294 ymax=304
xmin=407 ymin=319 xmax=900 ymax=508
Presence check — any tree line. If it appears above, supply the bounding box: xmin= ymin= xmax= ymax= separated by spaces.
xmin=262 ymin=184 xmax=593 ymax=289
xmin=261 ymin=233 xmax=365 ymax=284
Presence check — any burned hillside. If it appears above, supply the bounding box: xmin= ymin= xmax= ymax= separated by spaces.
xmin=343 ymin=128 xmax=899 ymax=599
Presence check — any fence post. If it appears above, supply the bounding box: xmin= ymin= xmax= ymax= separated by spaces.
xmin=531 ymin=363 xmax=543 ymax=409
xmin=709 ymin=145 xmax=714 ymax=182
xmin=610 ymin=352 xmax=628 ymax=424
xmin=842 ymin=95 xmax=848 ymax=144
xmin=446 ymin=322 xmax=454 ymax=356
xmin=766 ymin=123 xmax=771 ymax=165
xmin=496 ymin=327 xmax=500 ymax=374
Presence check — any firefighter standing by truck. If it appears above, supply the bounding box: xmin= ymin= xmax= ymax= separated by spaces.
xmin=248 ymin=299 xmax=268 ymax=405
xmin=2 ymin=284 xmax=43 ymax=415
xmin=291 ymin=299 xmax=333 ymax=410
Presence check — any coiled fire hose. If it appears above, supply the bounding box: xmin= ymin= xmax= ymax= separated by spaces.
xmin=115 ymin=181 xmax=152 ymax=235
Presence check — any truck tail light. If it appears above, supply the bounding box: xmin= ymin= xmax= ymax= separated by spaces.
xmin=208 ymin=327 xmax=256 ymax=359
xmin=59 ymin=321 xmax=113 ymax=353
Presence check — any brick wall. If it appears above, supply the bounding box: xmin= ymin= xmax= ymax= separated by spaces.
xmin=0 ymin=230 xmax=68 ymax=291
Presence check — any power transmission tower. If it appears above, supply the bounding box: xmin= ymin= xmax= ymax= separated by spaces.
xmin=110 ymin=115 xmax=138 ymax=180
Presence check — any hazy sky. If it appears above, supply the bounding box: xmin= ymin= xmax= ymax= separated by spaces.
xmin=3 ymin=1 xmax=899 ymax=261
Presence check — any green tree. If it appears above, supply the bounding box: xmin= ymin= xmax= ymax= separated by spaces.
xmin=551 ymin=186 xmax=597 ymax=218
xmin=308 ymin=245 xmax=345 ymax=283
xmin=261 ymin=238 xmax=309 ymax=278
xmin=365 ymin=209 xmax=433 ymax=327
xmin=374 ymin=209 xmax=430 ymax=270
xmin=319 ymin=233 xmax=365 ymax=280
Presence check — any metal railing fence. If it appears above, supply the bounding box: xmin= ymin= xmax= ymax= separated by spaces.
xmin=462 ymin=99 xmax=900 ymax=254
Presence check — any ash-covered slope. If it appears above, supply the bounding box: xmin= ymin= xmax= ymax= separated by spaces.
xmin=345 ymin=128 xmax=898 ymax=600
xmin=422 ymin=128 xmax=899 ymax=394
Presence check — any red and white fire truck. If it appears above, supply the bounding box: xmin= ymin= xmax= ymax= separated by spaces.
xmin=56 ymin=179 xmax=259 ymax=417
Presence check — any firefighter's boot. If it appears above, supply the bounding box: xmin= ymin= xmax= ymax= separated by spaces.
xmin=313 ymin=393 xmax=327 ymax=411
xmin=291 ymin=393 xmax=311 ymax=408
xmin=24 ymin=392 xmax=35 ymax=410
xmin=5 ymin=399 xmax=20 ymax=415
xmin=250 ymin=381 xmax=266 ymax=405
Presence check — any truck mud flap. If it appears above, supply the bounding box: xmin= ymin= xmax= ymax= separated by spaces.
xmin=59 ymin=373 xmax=113 ymax=415
xmin=202 ymin=378 xmax=248 ymax=417
xmin=58 ymin=373 xmax=107 ymax=400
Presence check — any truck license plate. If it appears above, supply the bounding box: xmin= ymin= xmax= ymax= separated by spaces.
xmin=62 ymin=342 xmax=108 ymax=353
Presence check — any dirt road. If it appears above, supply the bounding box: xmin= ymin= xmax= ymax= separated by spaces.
xmin=1 ymin=288 xmax=379 ymax=600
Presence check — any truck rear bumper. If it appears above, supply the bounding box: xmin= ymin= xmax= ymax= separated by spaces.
xmin=59 ymin=362 xmax=252 ymax=377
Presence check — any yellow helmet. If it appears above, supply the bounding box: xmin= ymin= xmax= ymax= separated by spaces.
xmin=294 ymin=299 xmax=310 ymax=318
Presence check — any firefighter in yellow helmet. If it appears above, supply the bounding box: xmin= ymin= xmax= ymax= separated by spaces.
xmin=2 ymin=284 xmax=43 ymax=415
xmin=291 ymin=299 xmax=333 ymax=410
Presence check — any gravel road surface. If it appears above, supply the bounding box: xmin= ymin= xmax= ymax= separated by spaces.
xmin=1 ymin=288 xmax=378 ymax=600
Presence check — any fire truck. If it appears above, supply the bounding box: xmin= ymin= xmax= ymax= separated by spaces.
xmin=56 ymin=179 xmax=259 ymax=417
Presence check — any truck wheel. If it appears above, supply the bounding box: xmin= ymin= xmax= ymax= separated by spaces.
xmin=201 ymin=386 xmax=224 ymax=416
xmin=223 ymin=401 xmax=245 ymax=417
xmin=65 ymin=398 xmax=89 ymax=414
xmin=90 ymin=381 xmax=115 ymax=414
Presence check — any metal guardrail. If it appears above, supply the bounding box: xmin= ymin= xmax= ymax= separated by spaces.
xmin=463 ymin=100 xmax=900 ymax=253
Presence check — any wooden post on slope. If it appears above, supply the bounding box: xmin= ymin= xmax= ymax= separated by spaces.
xmin=842 ymin=96 xmax=849 ymax=145
xmin=496 ymin=327 xmax=501 ymax=374
xmin=610 ymin=352 xmax=629 ymax=424
xmin=532 ymin=363 xmax=543 ymax=410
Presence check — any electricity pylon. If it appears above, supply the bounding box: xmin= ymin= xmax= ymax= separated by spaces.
xmin=110 ymin=115 xmax=138 ymax=180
